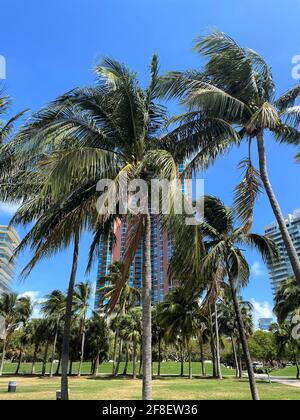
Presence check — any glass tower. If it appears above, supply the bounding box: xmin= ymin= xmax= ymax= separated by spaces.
xmin=0 ymin=225 xmax=20 ymax=292
xmin=264 ymin=209 xmax=300 ymax=297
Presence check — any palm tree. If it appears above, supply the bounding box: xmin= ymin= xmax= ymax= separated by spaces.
xmin=152 ymin=305 xmax=165 ymax=377
xmin=100 ymin=261 xmax=141 ymax=376
xmin=274 ymin=277 xmax=300 ymax=323
xmin=15 ymin=296 xmax=33 ymax=374
xmin=220 ymin=294 xmax=254 ymax=378
xmin=41 ymin=290 xmax=66 ymax=377
xmin=0 ymin=292 xmax=22 ymax=375
xmin=170 ymin=196 xmax=277 ymax=400
xmin=85 ymin=313 xmax=109 ymax=376
xmin=73 ymin=282 xmax=91 ymax=376
xmin=9 ymin=55 xmax=182 ymax=400
xmin=273 ymin=322 xmax=300 ymax=379
xmin=159 ymin=30 xmax=300 ymax=287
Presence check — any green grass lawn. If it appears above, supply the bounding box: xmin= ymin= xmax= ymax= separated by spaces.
xmin=0 ymin=375 xmax=299 ymax=400
xmin=272 ymin=366 xmax=299 ymax=378
xmin=2 ymin=361 xmax=236 ymax=376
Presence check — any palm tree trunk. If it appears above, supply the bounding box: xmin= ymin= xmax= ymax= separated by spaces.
xmin=69 ymin=360 xmax=73 ymax=376
xmin=55 ymin=355 xmax=61 ymax=376
xmin=133 ymin=340 xmax=137 ymax=379
xmin=42 ymin=341 xmax=49 ymax=376
xmin=237 ymin=342 xmax=243 ymax=379
xmin=112 ymin=330 xmax=118 ymax=375
xmin=61 ymin=232 xmax=80 ymax=400
xmin=142 ymin=213 xmax=152 ymax=400
xmin=123 ymin=342 xmax=129 ymax=375
xmin=0 ymin=338 xmax=7 ymax=376
xmin=93 ymin=352 xmax=100 ymax=377
xmin=78 ymin=314 xmax=86 ymax=377
xmin=15 ymin=347 xmax=23 ymax=375
xmin=231 ymin=335 xmax=240 ymax=378
xmin=214 ymin=300 xmax=222 ymax=380
xmin=50 ymin=320 xmax=59 ymax=378
xmin=31 ymin=347 xmax=38 ymax=375
xmin=209 ymin=305 xmax=217 ymax=378
xmin=158 ymin=335 xmax=161 ymax=377
xmin=257 ymin=132 xmax=300 ymax=286
xmin=295 ymin=355 xmax=300 ymax=380
xmin=114 ymin=338 xmax=123 ymax=376
xmin=188 ymin=350 xmax=193 ymax=379
xmin=139 ymin=343 xmax=143 ymax=376
xmin=199 ymin=340 xmax=206 ymax=377
xmin=229 ymin=273 xmax=260 ymax=400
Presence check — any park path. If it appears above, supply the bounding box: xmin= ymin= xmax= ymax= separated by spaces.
xmin=250 ymin=373 xmax=300 ymax=389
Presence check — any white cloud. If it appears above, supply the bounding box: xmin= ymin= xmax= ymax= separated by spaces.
xmin=0 ymin=202 xmax=20 ymax=216
xmin=19 ymin=291 xmax=45 ymax=319
xmin=251 ymin=299 xmax=274 ymax=328
xmin=251 ymin=261 xmax=266 ymax=277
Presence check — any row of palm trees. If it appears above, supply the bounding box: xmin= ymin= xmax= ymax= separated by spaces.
xmin=0 ymin=283 xmax=94 ymax=377
xmin=1 ymin=276 xmax=298 ymax=381
xmin=0 ymin=31 xmax=300 ymax=400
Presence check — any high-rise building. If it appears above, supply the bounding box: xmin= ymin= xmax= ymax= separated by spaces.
xmin=0 ymin=225 xmax=20 ymax=291
xmin=94 ymin=216 xmax=172 ymax=310
xmin=94 ymin=164 xmax=187 ymax=311
xmin=264 ymin=209 xmax=300 ymax=297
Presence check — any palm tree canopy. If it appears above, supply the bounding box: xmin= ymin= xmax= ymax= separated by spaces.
xmin=274 ymin=277 xmax=300 ymax=323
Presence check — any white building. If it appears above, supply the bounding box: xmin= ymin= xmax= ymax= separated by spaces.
xmin=0 ymin=225 xmax=20 ymax=291
xmin=264 ymin=209 xmax=300 ymax=297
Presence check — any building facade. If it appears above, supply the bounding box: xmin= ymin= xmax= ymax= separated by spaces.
xmin=94 ymin=216 xmax=172 ymax=310
xmin=0 ymin=225 xmax=20 ymax=291
xmin=264 ymin=209 xmax=300 ymax=297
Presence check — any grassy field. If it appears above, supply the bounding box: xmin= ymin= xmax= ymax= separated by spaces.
xmin=2 ymin=361 xmax=236 ymax=376
xmin=0 ymin=375 xmax=299 ymax=400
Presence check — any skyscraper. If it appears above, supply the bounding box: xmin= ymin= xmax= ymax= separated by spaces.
xmin=0 ymin=225 xmax=20 ymax=291
xmin=94 ymin=216 xmax=172 ymax=310
xmin=264 ymin=209 xmax=300 ymax=297
xmin=94 ymin=163 xmax=187 ymax=311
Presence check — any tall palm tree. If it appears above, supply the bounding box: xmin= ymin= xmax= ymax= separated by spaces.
xmin=41 ymin=290 xmax=66 ymax=377
xmin=7 ymin=53 xmax=183 ymax=400
xmin=159 ymin=31 xmax=300 ymax=287
xmin=159 ymin=288 xmax=200 ymax=379
xmin=15 ymin=296 xmax=33 ymax=374
xmin=0 ymin=292 xmax=22 ymax=375
xmin=273 ymin=322 xmax=300 ymax=379
xmin=100 ymin=261 xmax=141 ymax=376
xmin=73 ymin=282 xmax=91 ymax=376
xmin=170 ymin=196 xmax=277 ymax=400
xmin=85 ymin=312 xmax=109 ymax=376
xmin=219 ymin=294 xmax=254 ymax=378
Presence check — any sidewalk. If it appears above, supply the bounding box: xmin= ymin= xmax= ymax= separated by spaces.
xmin=250 ymin=373 xmax=300 ymax=389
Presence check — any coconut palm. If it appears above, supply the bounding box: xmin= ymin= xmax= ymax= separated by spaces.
xmin=159 ymin=30 xmax=300 ymax=287
xmin=100 ymin=261 xmax=141 ymax=315
xmin=274 ymin=277 xmax=300 ymax=324
xmin=100 ymin=261 xmax=141 ymax=376
xmin=8 ymin=54 xmax=182 ymax=400
xmin=41 ymin=290 xmax=66 ymax=377
xmin=159 ymin=288 xmax=200 ymax=379
xmin=85 ymin=312 xmax=109 ymax=376
xmin=73 ymin=282 xmax=91 ymax=376
xmin=219 ymin=294 xmax=254 ymax=378
xmin=273 ymin=322 xmax=300 ymax=379
xmin=170 ymin=196 xmax=277 ymax=400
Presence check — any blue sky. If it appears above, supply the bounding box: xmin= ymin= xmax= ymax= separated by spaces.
xmin=1 ymin=0 xmax=300 ymax=322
